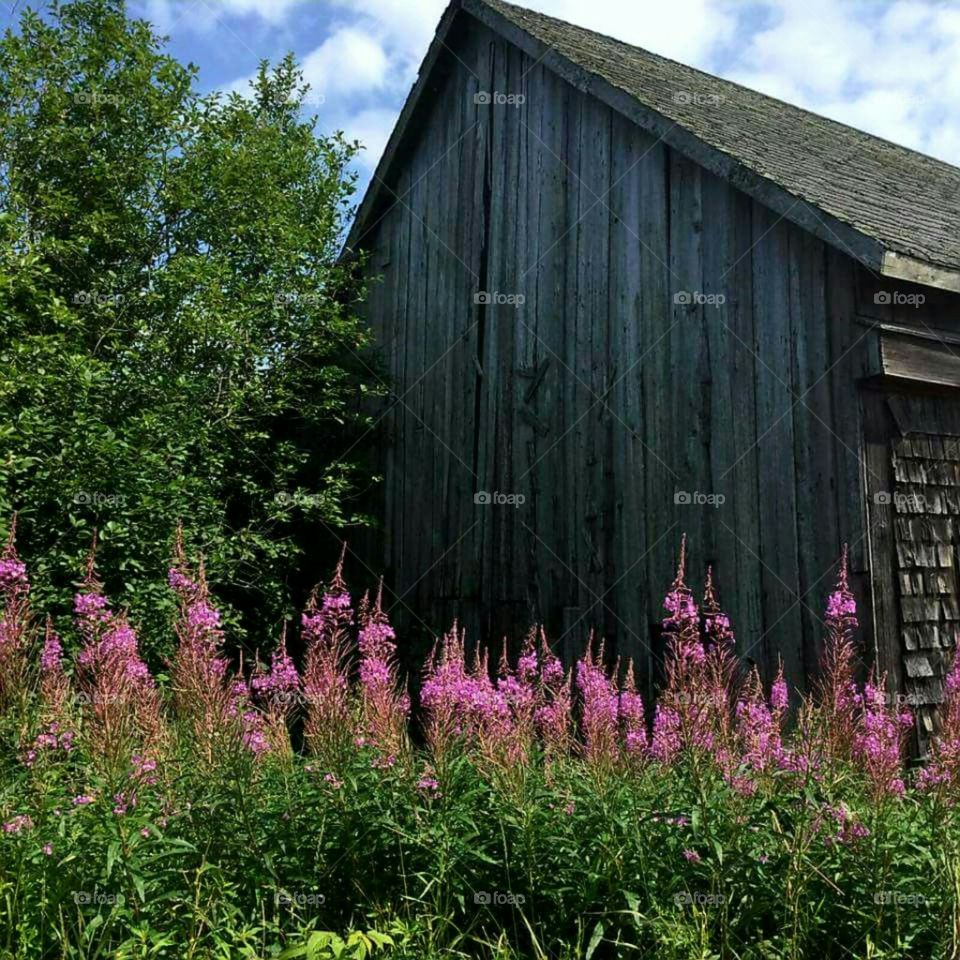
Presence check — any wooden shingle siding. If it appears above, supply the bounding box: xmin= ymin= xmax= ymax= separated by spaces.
xmin=888 ymin=397 xmax=960 ymax=743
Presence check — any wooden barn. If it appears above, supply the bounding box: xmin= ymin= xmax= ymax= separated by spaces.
xmin=345 ymin=0 xmax=960 ymax=737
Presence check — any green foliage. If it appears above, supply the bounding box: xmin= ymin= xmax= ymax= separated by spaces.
xmin=2 ymin=724 xmax=958 ymax=960
xmin=0 ymin=0 xmax=380 ymax=658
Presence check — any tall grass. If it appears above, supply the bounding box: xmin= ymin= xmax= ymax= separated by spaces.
xmin=1 ymin=527 xmax=958 ymax=959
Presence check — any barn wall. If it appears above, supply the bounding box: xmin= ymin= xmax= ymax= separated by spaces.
xmin=354 ymin=15 xmax=950 ymax=695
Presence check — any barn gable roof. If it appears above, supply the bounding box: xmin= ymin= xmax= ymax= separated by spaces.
xmin=346 ymin=0 xmax=960 ymax=293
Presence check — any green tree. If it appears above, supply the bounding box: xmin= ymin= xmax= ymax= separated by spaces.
xmin=0 ymin=0 xmax=380 ymax=658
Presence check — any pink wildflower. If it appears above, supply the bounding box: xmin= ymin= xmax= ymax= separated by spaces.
xmin=575 ymin=637 xmax=620 ymax=766
xmin=853 ymin=674 xmax=911 ymax=801
xmin=2 ymin=815 xmax=33 ymax=834
xmin=921 ymin=649 xmax=960 ymax=792
xmin=356 ymin=582 xmax=410 ymax=762
xmin=417 ymin=776 xmax=440 ymax=793
xmin=818 ymin=545 xmax=860 ymax=757
xmin=0 ymin=518 xmax=32 ymax=710
xmin=619 ymin=661 xmax=648 ymax=759
xmin=168 ymin=529 xmax=256 ymax=762
xmin=302 ymin=546 xmax=354 ymax=766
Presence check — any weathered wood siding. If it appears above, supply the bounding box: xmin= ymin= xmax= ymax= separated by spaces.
xmin=354 ymin=15 xmax=960 ymax=698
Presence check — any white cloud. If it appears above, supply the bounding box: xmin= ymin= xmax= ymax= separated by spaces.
xmin=300 ymin=28 xmax=391 ymax=100
xmin=328 ymin=0 xmax=447 ymax=62
xmin=142 ymin=0 xmax=304 ymax=33
xmin=212 ymin=0 xmax=303 ymax=20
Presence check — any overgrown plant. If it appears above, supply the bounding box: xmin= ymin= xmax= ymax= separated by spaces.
xmin=1 ymin=528 xmax=958 ymax=959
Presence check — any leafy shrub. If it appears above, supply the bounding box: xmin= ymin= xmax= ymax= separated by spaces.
xmin=0 ymin=0 xmax=379 ymax=658
xmin=0 ymin=529 xmax=959 ymax=959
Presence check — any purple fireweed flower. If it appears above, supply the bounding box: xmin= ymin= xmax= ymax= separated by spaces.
xmin=168 ymin=534 xmax=246 ymax=761
xmin=112 ymin=791 xmax=136 ymax=816
xmin=42 ymin=843 xmax=53 ymax=855
xmin=735 ymin=668 xmax=785 ymax=775
xmin=74 ymin=591 xmax=110 ymax=625
xmin=252 ymin=641 xmax=300 ymax=702
xmin=73 ymin=555 xmax=166 ymax=768
xmin=0 ymin=557 xmax=27 ymax=594
xmin=186 ymin=600 xmax=220 ymax=635
xmin=22 ymin=721 xmax=75 ymax=767
xmin=40 ymin=630 xmax=63 ymax=674
xmin=663 ymin=537 xmax=699 ymax=640
xmin=650 ymin=705 xmax=682 ymax=765
xmin=576 ymin=639 xmax=620 ymax=765
xmin=682 ymin=849 xmax=701 ymax=863
xmin=420 ymin=625 xmax=474 ymax=751
xmin=241 ymin=710 xmax=270 ymax=755
xmin=356 ymin=583 xmax=410 ymax=761
xmin=770 ymin=673 xmax=789 ymax=713
xmin=852 ymin=675 xmax=911 ymax=800
xmin=818 ymin=546 xmax=860 ymax=758
xmin=167 ymin=567 xmax=196 ymax=593
xmin=417 ymin=776 xmax=440 ymax=792
xmin=619 ymin=662 xmax=648 ymax=758
xmin=2 ymin=814 xmax=32 ymax=834
xmin=0 ymin=519 xmax=32 ymax=712
xmin=0 ymin=519 xmax=28 ymax=596
xmin=921 ymin=650 xmax=960 ymax=792
xmin=72 ymin=795 xmax=95 ymax=806
xmin=533 ymin=630 xmax=572 ymax=756
xmin=302 ymin=549 xmax=355 ymax=764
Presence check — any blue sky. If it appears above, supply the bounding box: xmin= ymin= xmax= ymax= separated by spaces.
xmin=5 ymin=0 xmax=960 ymax=195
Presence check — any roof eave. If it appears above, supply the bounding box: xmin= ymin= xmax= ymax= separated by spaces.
xmin=880 ymin=251 xmax=960 ymax=295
